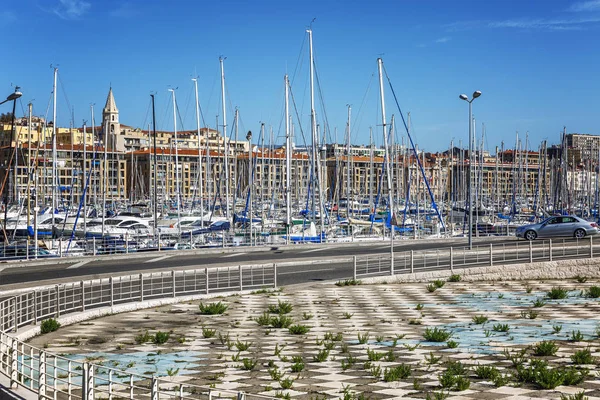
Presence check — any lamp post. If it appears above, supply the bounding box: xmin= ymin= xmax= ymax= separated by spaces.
xmin=459 ymin=90 xmax=481 ymax=250
xmin=1 ymin=87 xmax=22 ymax=238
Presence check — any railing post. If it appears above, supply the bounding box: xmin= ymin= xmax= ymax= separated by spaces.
xmin=172 ymin=270 xmax=176 ymax=298
xmin=56 ymin=285 xmax=61 ymax=318
xmin=410 ymin=250 xmax=414 ymax=274
xmin=239 ymin=265 xmax=243 ymax=291
xmin=129 ymin=374 xmax=134 ymax=399
xmin=390 ymin=241 xmax=394 ymax=276
xmin=82 ymin=362 xmax=94 ymax=399
xmin=549 ymin=239 xmax=553 ymax=261
xmin=38 ymin=350 xmax=46 ymax=398
xmin=151 ymin=375 xmax=158 ymax=400
xmin=237 ymin=391 xmax=245 ymax=400
xmin=81 ymin=281 xmax=86 ymax=312
xmin=450 ymin=247 xmax=454 ymax=272
xmin=12 ymin=298 xmax=17 ymax=332
xmin=109 ymin=276 xmax=114 ymax=307
xmin=140 ymin=273 xmax=144 ymax=301
xmin=353 ymin=256 xmax=357 ymax=281
xmin=205 ymin=268 xmax=209 ymax=294
xmin=9 ymin=337 xmax=17 ymax=389
xmin=273 ymin=263 xmax=277 ymax=289
xmin=490 ymin=243 xmax=493 ymax=266
xmin=529 ymin=241 xmax=533 ymax=263
xmin=33 ymin=290 xmax=38 ymax=324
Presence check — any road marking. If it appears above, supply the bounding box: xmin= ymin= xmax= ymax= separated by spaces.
xmin=145 ymin=255 xmax=172 ymax=263
xmin=222 ymin=253 xmax=248 ymax=258
xmin=67 ymin=260 xmax=92 ymax=269
xmin=280 ymin=267 xmax=333 ymax=276
xmin=300 ymin=248 xmax=328 ymax=253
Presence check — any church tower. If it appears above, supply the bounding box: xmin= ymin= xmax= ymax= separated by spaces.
xmin=102 ymin=87 xmax=120 ymax=150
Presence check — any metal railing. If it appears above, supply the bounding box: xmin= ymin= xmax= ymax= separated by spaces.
xmin=0 ymin=263 xmax=276 ymax=399
xmin=353 ymin=237 xmax=597 ymax=278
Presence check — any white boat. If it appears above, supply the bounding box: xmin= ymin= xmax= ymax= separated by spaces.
xmin=76 ymin=216 xmax=153 ymax=239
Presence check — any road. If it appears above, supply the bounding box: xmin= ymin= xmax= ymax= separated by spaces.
xmin=0 ymin=237 xmax=514 ymax=288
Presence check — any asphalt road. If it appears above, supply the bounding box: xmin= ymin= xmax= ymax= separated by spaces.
xmin=0 ymin=237 xmax=515 ymax=288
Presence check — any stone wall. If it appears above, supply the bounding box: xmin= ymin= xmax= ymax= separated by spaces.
xmin=363 ymin=258 xmax=600 ymax=284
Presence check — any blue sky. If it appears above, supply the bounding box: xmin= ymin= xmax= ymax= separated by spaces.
xmin=2 ymin=0 xmax=600 ymax=152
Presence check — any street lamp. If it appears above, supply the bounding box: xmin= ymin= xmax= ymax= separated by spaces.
xmin=1 ymin=87 xmax=22 ymax=238
xmin=459 ymin=90 xmax=481 ymax=250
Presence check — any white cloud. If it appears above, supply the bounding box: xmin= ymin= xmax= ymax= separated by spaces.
xmin=53 ymin=0 xmax=91 ymax=20
xmin=488 ymin=16 xmax=600 ymax=30
xmin=435 ymin=37 xmax=451 ymax=44
xmin=568 ymin=0 xmax=600 ymax=12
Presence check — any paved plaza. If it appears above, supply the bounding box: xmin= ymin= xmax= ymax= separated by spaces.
xmin=29 ymin=277 xmax=600 ymax=399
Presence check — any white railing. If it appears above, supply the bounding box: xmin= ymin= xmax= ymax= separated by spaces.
xmin=0 ymin=264 xmax=276 ymax=399
xmin=353 ymin=237 xmax=597 ymax=278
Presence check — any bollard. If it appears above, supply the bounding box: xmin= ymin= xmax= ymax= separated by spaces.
xmin=450 ymin=247 xmax=454 ymax=272
xmin=490 ymin=243 xmax=493 ymax=266
xmin=273 ymin=263 xmax=277 ymax=289
xmin=549 ymin=239 xmax=553 ymax=261
xmin=58 ymin=238 xmax=62 ymax=258
xmin=92 ymin=237 xmax=96 ymax=256
xmin=591 ymin=236 xmax=594 ymax=259
xmin=126 ymin=235 xmax=129 ymax=254
xmin=353 ymin=256 xmax=357 ymax=281
xmin=410 ymin=250 xmax=414 ymax=274
xmin=239 ymin=265 xmax=243 ymax=291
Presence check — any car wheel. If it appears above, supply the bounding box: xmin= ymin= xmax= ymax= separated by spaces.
xmin=574 ymin=229 xmax=586 ymax=239
xmin=524 ymin=230 xmax=537 ymax=241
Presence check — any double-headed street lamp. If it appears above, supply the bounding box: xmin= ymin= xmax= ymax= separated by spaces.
xmin=459 ymin=90 xmax=481 ymax=250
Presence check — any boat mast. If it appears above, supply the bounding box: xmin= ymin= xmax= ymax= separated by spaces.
xmin=150 ymin=95 xmax=157 ymax=232
xmin=102 ymin=104 xmax=108 ymax=237
xmin=82 ymin=118 xmax=87 ymax=235
xmin=90 ymin=104 xmax=96 ymax=232
xmin=169 ymin=89 xmax=181 ymax=236
xmin=307 ymin=28 xmax=325 ymax=238
xmin=192 ymin=78 xmax=204 ymax=227
xmin=51 ymin=67 xmax=58 ymax=234
xmin=284 ymin=75 xmax=291 ymax=243
xmin=369 ymin=128 xmax=374 ymax=214
xmin=219 ymin=56 xmax=230 ymax=220
xmin=234 ymin=108 xmax=239 ymax=205
xmin=346 ymin=105 xmax=351 ymax=219
xmin=27 ymin=103 xmax=32 ymax=229
xmin=377 ymin=58 xmax=394 ymax=227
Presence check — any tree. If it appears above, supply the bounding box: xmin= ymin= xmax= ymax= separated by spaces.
xmin=0 ymin=113 xmax=13 ymax=123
